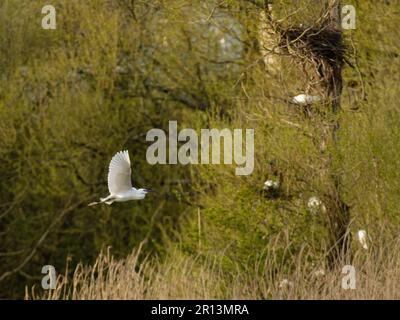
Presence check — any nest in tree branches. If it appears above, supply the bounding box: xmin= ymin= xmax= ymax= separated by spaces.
xmin=276 ymin=24 xmax=347 ymax=94
xmin=279 ymin=26 xmax=345 ymax=67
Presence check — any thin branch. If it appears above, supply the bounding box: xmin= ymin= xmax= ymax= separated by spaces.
xmin=0 ymin=199 xmax=84 ymax=283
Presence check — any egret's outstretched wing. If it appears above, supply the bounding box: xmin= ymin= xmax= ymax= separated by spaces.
xmin=107 ymin=150 xmax=132 ymax=194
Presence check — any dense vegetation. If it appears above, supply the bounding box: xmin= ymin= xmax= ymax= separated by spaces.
xmin=1 ymin=0 xmax=400 ymax=299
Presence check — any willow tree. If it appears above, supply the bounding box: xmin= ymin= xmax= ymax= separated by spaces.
xmin=259 ymin=0 xmax=351 ymax=266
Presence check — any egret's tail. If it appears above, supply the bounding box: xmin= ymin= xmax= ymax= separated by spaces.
xmin=88 ymin=195 xmax=114 ymax=206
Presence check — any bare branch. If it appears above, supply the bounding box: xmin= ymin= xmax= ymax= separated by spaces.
xmin=0 ymin=200 xmax=84 ymax=283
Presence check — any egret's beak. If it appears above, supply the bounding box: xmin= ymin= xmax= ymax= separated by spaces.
xmin=144 ymin=188 xmax=155 ymax=193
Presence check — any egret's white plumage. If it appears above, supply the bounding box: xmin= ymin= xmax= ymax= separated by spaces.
xmin=292 ymin=94 xmax=321 ymax=106
xmin=357 ymin=230 xmax=368 ymax=250
xmin=108 ymin=150 xmax=132 ymax=195
xmin=88 ymin=150 xmax=151 ymax=206
xmin=264 ymin=180 xmax=279 ymax=190
xmin=307 ymin=196 xmax=326 ymax=214
xmin=308 ymin=196 xmax=322 ymax=209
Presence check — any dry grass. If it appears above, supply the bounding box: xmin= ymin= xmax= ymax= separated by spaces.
xmin=26 ymin=235 xmax=400 ymax=300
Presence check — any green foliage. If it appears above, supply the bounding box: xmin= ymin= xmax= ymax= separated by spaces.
xmin=1 ymin=0 xmax=400 ymax=298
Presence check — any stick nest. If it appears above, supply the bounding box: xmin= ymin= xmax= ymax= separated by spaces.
xmin=276 ymin=24 xmax=347 ymax=94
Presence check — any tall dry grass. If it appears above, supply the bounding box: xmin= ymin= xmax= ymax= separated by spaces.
xmin=27 ymin=234 xmax=400 ymax=300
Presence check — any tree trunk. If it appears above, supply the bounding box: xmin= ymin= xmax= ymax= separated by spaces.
xmin=324 ymin=0 xmax=352 ymax=267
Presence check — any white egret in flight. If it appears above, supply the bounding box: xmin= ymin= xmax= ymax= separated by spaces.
xmin=88 ymin=150 xmax=151 ymax=206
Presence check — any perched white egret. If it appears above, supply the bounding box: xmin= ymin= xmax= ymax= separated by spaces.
xmin=292 ymin=94 xmax=321 ymax=106
xmin=308 ymin=196 xmax=321 ymax=208
xmin=357 ymin=230 xmax=368 ymax=250
xmin=88 ymin=150 xmax=151 ymax=206
xmin=307 ymin=196 xmax=326 ymax=214
xmin=263 ymin=180 xmax=279 ymax=191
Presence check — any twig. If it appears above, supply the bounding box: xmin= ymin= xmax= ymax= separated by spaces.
xmin=0 ymin=199 xmax=83 ymax=283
